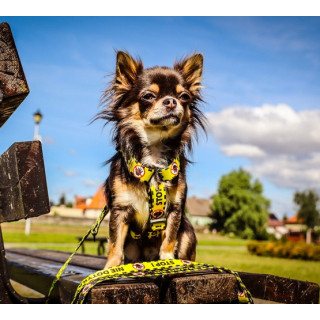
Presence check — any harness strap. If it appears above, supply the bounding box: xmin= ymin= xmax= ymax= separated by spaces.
xmin=122 ymin=151 xmax=180 ymax=239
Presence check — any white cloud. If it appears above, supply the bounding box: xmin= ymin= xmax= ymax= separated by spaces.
xmin=83 ymin=179 xmax=101 ymax=187
xmin=206 ymin=104 xmax=320 ymax=190
xmin=64 ymin=170 xmax=78 ymax=177
xmin=221 ymin=144 xmax=266 ymax=158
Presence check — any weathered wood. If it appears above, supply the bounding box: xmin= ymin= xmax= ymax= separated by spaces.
xmin=0 ymin=229 xmax=27 ymax=303
xmin=163 ymin=273 xmax=238 ymax=303
xmin=239 ymin=272 xmax=320 ymax=304
xmin=88 ymin=282 xmax=160 ymax=304
xmin=7 ymin=248 xmax=106 ymax=270
xmin=0 ymin=141 xmax=50 ymax=223
xmin=5 ymin=248 xmax=320 ymax=304
xmin=0 ymin=22 xmax=29 ymax=128
xmin=6 ymin=249 xmax=240 ymax=304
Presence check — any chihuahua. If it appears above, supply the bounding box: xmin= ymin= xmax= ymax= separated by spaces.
xmin=97 ymin=51 xmax=206 ymax=268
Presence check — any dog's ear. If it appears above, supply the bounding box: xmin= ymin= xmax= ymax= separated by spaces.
xmin=115 ymin=51 xmax=143 ymax=91
xmin=174 ymin=53 xmax=203 ymax=95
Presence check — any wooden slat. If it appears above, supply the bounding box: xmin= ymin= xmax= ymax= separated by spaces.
xmin=7 ymin=248 xmax=107 ymax=270
xmin=239 ymin=272 xmax=320 ymax=304
xmin=0 ymin=141 xmax=50 ymax=223
xmin=6 ymin=250 xmax=160 ymax=304
xmin=7 ymin=248 xmax=319 ymax=304
xmin=0 ymin=22 xmax=29 ymax=128
xmin=163 ymin=273 xmax=238 ymax=303
xmin=6 ymin=251 xmax=95 ymax=302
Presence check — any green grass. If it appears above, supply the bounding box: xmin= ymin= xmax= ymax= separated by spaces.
xmin=2 ymin=221 xmax=320 ymax=287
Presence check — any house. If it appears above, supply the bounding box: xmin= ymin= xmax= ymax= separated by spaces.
xmin=186 ymin=196 xmax=212 ymax=229
xmin=75 ymin=186 xmax=108 ymax=219
xmin=266 ymin=213 xmax=288 ymax=239
xmin=284 ymin=215 xmax=307 ymax=242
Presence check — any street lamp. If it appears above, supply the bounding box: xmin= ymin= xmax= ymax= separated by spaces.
xmin=25 ymin=110 xmax=43 ymax=236
xmin=33 ymin=110 xmax=43 ymax=141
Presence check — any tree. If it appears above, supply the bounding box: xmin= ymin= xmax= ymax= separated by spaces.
xmin=59 ymin=193 xmax=66 ymax=206
xmin=293 ymin=190 xmax=320 ymax=244
xmin=210 ymin=168 xmax=270 ymax=239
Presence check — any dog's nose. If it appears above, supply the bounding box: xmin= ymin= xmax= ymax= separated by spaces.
xmin=163 ymin=98 xmax=177 ymax=110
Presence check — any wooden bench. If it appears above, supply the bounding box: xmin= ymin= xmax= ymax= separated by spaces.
xmin=0 ymin=21 xmax=319 ymax=304
xmin=4 ymin=247 xmax=320 ymax=304
xmin=76 ymin=236 xmax=108 ymax=255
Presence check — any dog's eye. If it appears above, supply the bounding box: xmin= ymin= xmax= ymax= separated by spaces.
xmin=179 ymin=93 xmax=191 ymax=102
xmin=142 ymin=93 xmax=156 ymax=101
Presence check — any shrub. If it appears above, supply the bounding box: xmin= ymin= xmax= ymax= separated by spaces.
xmin=247 ymin=241 xmax=320 ymax=261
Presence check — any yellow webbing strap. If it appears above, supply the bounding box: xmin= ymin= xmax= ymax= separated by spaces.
xmin=126 ymin=156 xmax=154 ymax=182
xmin=158 ymin=157 xmax=180 ymax=181
xmin=149 ymin=183 xmax=167 ymax=231
xmin=71 ymin=259 xmax=254 ymax=304
xmin=46 ymin=206 xmax=109 ymax=303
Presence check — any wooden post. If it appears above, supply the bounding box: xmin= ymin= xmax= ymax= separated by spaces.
xmin=0 ymin=22 xmax=50 ymax=304
xmin=0 ymin=141 xmax=50 ymax=222
xmin=0 ymin=22 xmax=29 ymax=127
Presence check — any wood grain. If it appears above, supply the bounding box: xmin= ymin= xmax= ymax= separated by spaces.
xmin=0 ymin=22 xmax=29 ymax=128
xmin=0 ymin=141 xmax=50 ymax=223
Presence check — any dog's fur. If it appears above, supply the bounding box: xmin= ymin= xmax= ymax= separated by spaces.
xmin=97 ymin=51 xmax=206 ymax=268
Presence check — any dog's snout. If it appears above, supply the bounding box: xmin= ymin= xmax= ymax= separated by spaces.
xmin=163 ymin=98 xmax=177 ymax=110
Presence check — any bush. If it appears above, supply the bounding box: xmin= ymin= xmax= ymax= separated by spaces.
xmin=247 ymin=241 xmax=320 ymax=261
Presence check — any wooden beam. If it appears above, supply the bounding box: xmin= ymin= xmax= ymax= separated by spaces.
xmin=239 ymin=271 xmax=320 ymax=304
xmin=0 ymin=22 xmax=29 ymax=128
xmin=163 ymin=272 xmax=238 ymax=303
xmin=0 ymin=141 xmax=50 ymax=223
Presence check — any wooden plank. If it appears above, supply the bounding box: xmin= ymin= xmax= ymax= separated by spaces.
xmin=7 ymin=248 xmax=107 ymax=270
xmin=0 ymin=141 xmax=50 ymax=223
xmin=7 ymin=248 xmax=319 ymax=304
xmin=163 ymin=273 xmax=238 ymax=303
xmin=88 ymin=282 xmax=160 ymax=304
xmin=6 ymin=251 xmax=95 ymax=302
xmin=6 ymin=250 xmax=160 ymax=304
xmin=0 ymin=228 xmax=27 ymax=303
xmin=0 ymin=22 xmax=29 ymax=128
xmin=239 ymin=272 xmax=320 ymax=304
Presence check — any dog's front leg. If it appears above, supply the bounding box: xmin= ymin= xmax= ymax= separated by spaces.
xmin=159 ymin=205 xmax=182 ymax=260
xmin=104 ymin=209 xmax=129 ymax=269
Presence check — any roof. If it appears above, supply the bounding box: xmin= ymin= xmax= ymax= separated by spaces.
xmin=86 ymin=185 xmax=107 ymax=209
xmin=75 ymin=196 xmax=87 ymax=210
xmin=285 ymin=214 xmax=304 ymax=224
xmin=268 ymin=213 xmax=284 ymax=227
xmin=186 ymin=196 xmax=211 ymax=217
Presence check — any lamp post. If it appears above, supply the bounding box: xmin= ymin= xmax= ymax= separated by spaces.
xmin=25 ymin=110 xmax=43 ymax=236
xmin=33 ymin=110 xmax=43 ymax=141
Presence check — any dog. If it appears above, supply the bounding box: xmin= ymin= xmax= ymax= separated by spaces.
xmin=97 ymin=51 xmax=206 ymax=268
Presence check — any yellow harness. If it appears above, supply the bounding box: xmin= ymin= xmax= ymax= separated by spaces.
xmin=122 ymin=151 xmax=180 ymax=239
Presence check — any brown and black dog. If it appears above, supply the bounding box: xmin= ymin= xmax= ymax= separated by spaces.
xmin=97 ymin=51 xmax=206 ymax=268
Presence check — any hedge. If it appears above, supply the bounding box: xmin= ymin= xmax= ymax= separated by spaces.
xmin=247 ymin=240 xmax=320 ymax=261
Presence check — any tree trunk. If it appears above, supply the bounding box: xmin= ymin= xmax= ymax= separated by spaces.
xmin=306 ymin=228 xmax=312 ymax=244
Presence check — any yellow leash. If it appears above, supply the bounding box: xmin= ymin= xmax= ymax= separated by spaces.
xmin=71 ymin=259 xmax=254 ymax=304
xmin=46 ymin=206 xmax=109 ymax=303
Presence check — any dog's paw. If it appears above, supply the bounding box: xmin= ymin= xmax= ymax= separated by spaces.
xmin=159 ymin=251 xmax=175 ymax=260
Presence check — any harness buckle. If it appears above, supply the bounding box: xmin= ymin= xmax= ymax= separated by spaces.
xmin=150 ymin=219 xmax=167 ymax=231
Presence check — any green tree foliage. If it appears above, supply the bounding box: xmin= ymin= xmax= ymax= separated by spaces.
xmin=293 ymin=190 xmax=320 ymax=244
xmin=210 ymin=169 xmax=270 ymax=239
xmin=59 ymin=193 xmax=66 ymax=206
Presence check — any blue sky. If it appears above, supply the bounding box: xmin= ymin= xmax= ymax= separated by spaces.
xmin=1 ymin=17 xmax=320 ymax=217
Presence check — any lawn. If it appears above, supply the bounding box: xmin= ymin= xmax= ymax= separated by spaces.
xmin=2 ymin=221 xmax=320 ymax=287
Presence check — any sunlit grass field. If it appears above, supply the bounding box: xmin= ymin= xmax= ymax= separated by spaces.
xmin=2 ymin=221 xmax=320 ymax=287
